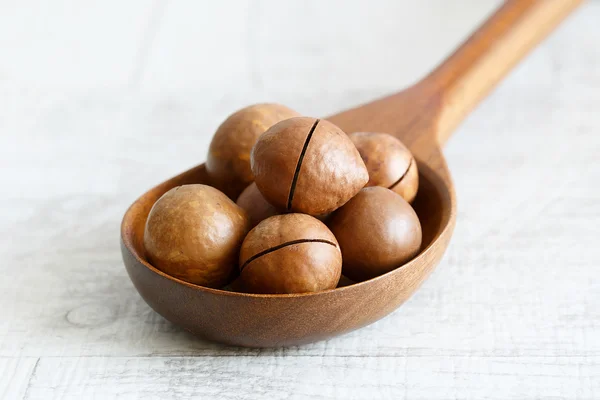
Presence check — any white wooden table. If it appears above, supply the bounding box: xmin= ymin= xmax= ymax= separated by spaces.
xmin=1 ymin=1 xmax=599 ymax=399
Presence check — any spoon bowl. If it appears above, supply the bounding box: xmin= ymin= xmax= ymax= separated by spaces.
xmin=121 ymin=162 xmax=452 ymax=347
xmin=121 ymin=0 xmax=580 ymax=347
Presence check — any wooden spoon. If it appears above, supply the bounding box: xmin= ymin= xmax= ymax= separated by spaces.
xmin=121 ymin=0 xmax=581 ymax=347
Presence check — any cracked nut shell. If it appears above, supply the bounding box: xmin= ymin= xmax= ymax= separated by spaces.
xmin=328 ymin=186 xmax=422 ymax=282
xmin=251 ymin=117 xmax=369 ymax=216
xmin=144 ymin=184 xmax=250 ymax=288
xmin=236 ymin=182 xmax=278 ymax=228
xmin=238 ymin=213 xmax=342 ymax=294
xmin=349 ymin=131 xmax=419 ymax=203
xmin=206 ymin=103 xmax=300 ymax=199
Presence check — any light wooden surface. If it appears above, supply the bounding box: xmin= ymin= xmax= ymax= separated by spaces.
xmin=1 ymin=1 xmax=599 ymax=399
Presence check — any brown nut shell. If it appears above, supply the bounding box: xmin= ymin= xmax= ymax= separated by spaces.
xmin=144 ymin=184 xmax=250 ymax=288
xmin=239 ymin=213 xmax=342 ymax=294
xmin=236 ymin=182 xmax=278 ymax=228
xmin=251 ymin=117 xmax=369 ymax=215
xmin=349 ymin=131 xmax=419 ymax=203
xmin=206 ymin=103 xmax=300 ymax=199
xmin=328 ymin=186 xmax=422 ymax=282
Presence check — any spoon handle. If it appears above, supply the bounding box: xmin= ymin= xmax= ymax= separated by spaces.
xmin=430 ymin=0 xmax=582 ymax=145
xmin=328 ymin=0 xmax=581 ymax=153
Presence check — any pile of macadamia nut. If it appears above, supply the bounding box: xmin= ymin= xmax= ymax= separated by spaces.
xmin=144 ymin=103 xmax=422 ymax=294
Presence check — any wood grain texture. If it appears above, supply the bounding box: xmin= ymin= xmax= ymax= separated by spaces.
xmin=1 ymin=0 xmax=599 ymax=398
xmin=21 ymin=356 xmax=600 ymax=400
xmin=0 ymin=358 xmax=39 ymax=400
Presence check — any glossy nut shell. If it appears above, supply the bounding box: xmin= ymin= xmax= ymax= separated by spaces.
xmin=239 ymin=213 xmax=342 ymax=294
xmin=236 ymin=182 xmax=278 ymax=228
xmin=251 ymin=117 xmax=368 ymax=215
xmin=206 ymin=103 xmax=299 ymax=199
xmin=328 ymin=186 xmax=422 ymax=282
xmin=144 ymin=184 xmax=250 ymax=288
xmin=349 ymin=131 xmax=419 ymax=203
